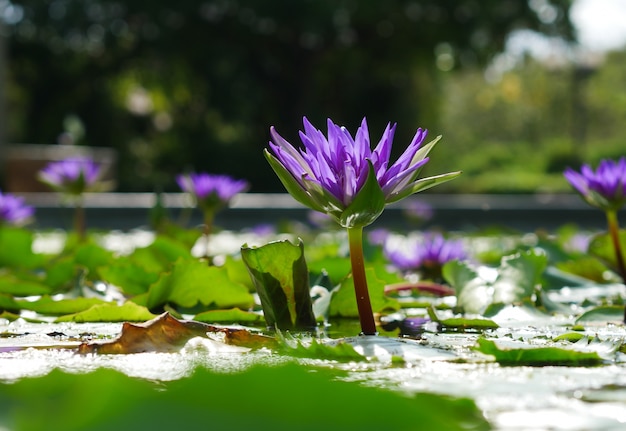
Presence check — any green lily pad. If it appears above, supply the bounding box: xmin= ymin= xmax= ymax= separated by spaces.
xmin=443 ymin=249 xmax=547 ymax=314
xmin=147 ymin=258 xmax=254 ymax=311
xmin=55 ymin=301 xmax=157 ymax=323
xmin=575 ymin=305 xmax=624 ymax=324
xmin=193 ymin=308 xmax=265 ymax=325
xmin=475 ymin=338 xmax=604 ymax=366
xmin=328 ymin=266 xmax=399 ymax=318
xmin=241 ymin=239 xmax=316 ymax=330
xmin=0 ymin=273 xmax=52 ymax=296
xmin=0 ymin=227 xmax=44 ymax=269
xmin=14 ymin=295 xmax=110 ymax=316
xmin=279 ymin=336 xmax=366 ymax=361
xmin=553 ymin=332 xmax=587 ymax=343
xmin=428 ymin=306 xmax=499 ymax=331
xmin=98 ymin=259 xmax=160 ymax=295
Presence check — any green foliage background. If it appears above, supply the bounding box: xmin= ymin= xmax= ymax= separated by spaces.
xmin=5 ymin=0 xmax=613 ymax=194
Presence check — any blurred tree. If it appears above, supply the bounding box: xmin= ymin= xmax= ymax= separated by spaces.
xmin=4 ymin=0 xmax=574 ymax=191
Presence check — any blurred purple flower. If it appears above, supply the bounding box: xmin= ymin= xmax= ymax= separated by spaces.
xmin=0 ymin=191 xmax=34 ymax=226
xmin=307 ymin=210 xmax=334 ymax=228
xmin=380 ymin=315 xmax=432 ymax=337
xmin=564 ymin=157 xmax=626 ymax=211
xmin=403 ymin=199 xmax=434 ymax=224
xmin=384 ymin=233 xmax=466 ymax=273
xmin=38 ymin=157 xmax=103 ymax=196
xmin=176 ymin=173 xmax=249 ymax=212
xmin=367 ymin=227 xmax=391 ymax=246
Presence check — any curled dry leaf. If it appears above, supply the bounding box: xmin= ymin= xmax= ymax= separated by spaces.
xmin=78 ymin=312 xmax=277 ymax=354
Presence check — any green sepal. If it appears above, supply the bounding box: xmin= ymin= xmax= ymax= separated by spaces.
xmin=386 ymin=170 xmax=462 ymax=204
xmin=410 ymin=135 xmax=442 ymax=168
xmin=339 ymin=161 xmax=386 ymax=228
xmin=300 ymin=176 xmax=346 ymax=218
xmin=581 ymin=189 xmax=626 ymax=212
xmin=264 ymin=149 xmax=326 ymax=213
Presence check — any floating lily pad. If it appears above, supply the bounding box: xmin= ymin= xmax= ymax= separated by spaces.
xmin=475 ymin=338 xmax=604 ymax=366
xmin=575 ymin=305 xmax=624 ymax=324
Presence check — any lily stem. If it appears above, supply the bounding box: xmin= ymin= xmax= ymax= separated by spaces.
xmin=74 ymin=201 xmax=86 ymax=242
xmin=347 ymin=226 xmax=377 ymax=335
xmin=203 ymin=212 xmax=214 ymax=264
xmin=606 ymin=210 xmax=626 ymax=323
xmin=606 ymin=210 xmax=626 ymax=282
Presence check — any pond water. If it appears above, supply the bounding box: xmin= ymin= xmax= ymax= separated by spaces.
xmin=2 ymin=228 xmax=626 ymax=430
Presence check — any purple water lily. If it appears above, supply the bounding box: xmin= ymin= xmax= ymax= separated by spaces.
xmin=384 ymin=233 xmax=466 ymax=275
xmin=0 ymin=191 xmax=34 ymax=226
xmin=267 ymin=117 xmax=458 ymax=227
xmin=266 ymin=117 xmax=459 ymax=335
xmin=403 ymin=199 xmax=434 ymax=225
xmin=176 ymin=173 xmax=249 ymax=209
xmin=38 ymin=157 xmax=102 ymax=196
xmin=564 ymin=157 xmax=626 ymax=315
xmin=177 ymin=172 xmax=248 ymax=260
xmin=38 ymin=157 xmax=104 ymax=240
xmin=564 ymin=157 xmax=626 ymax=211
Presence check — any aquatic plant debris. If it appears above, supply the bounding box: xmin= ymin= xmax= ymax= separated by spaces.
xmin=78 ymin=312 xmax=277 ymax=354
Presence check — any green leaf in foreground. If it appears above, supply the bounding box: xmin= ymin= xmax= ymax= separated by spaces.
xmin=475 ymin=338 xmax=604 ymax=366
xmin=0 ymin=364 xmax=490 ymax=431
xmin=55 ymin=301 xmax=157 ymax=323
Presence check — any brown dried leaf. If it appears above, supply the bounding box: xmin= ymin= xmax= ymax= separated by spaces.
xmin=78 ymin=312 xmax=277 ymax=354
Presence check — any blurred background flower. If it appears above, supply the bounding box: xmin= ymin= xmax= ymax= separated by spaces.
xmin=38 ymin=157 xmax=105 ymax=197
xmin=0 ymin=190 xmax=34 ymax=226
xmin=177 ymin=172 xmax=248 ymax=260
xmin=384 ymin=232 xmax=467 ymax=280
